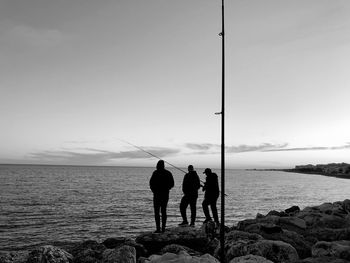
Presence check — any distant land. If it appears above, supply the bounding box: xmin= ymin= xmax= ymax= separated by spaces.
xmin=250 ymin=163 xmax=350 ymax=179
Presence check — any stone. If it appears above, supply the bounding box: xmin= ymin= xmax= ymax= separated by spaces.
xmin=160 ymin=244 xmax=201 ymax=256
xmin=295 ymin=256 xmax=350 ymax=263
xmin=229 ymin=254 xmax=273 ymax=263
xmin=214 ymin=230 xmax=299 ymax=263
xmin=102 ymin=245 xmax=136 ymax=263
xmin=26 ymin=245 xmax=73 ymax=263
xmin=312 ymin=240 xmax=350 ymax=261
xmin=135 ymin=226 xmax=209 ymax=255
xmin=306 ymin=227 xmax=350 ymax=241
xmin=248 ymin=240 xmax=299 ymax=263
xmin=285 ymin=206 xmax=300 ymax=216
xmin=142 ymin=251 xmax=219 ymax=263
xmin=70 ymin=240 xmax=105 ymax=263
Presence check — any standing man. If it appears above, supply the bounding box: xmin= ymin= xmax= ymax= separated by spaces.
xmin=150 ymin=160 xmax=174 ymax=233
xmin=179 ymin=165 xmax=201 ymax=227
xmin=202 ymin=168 xmax=220 ymax=225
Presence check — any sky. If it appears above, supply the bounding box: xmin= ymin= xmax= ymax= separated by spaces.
xmin=1 ymin=0 xmax=350 ymax=169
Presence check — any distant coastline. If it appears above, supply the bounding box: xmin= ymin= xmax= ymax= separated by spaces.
xmin=249 ymin=162 xmax=350 ymax=179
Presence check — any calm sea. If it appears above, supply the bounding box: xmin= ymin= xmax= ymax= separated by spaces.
xmin=1 ymin=164 xmax=350 ymax=251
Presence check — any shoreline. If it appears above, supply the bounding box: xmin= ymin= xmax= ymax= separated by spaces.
xmin=2 ymin=199 xmax=350 ymax=263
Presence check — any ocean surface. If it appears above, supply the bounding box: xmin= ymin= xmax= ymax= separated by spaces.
xmin=1 ymin=164 xmax=350 ymax=251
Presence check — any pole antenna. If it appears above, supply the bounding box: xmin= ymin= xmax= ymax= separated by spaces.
xmin=219 ymin=0 xmax=226 ymax=261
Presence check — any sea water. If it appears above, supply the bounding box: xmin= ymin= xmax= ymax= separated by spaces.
xmin=1 ymin=164 xmax=350 ymax=251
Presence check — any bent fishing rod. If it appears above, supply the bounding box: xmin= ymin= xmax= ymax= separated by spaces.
xmin=120 ymin=139 xmax=187 ymax=174
xmin=120 ymin=139 xmax=207 ymax=185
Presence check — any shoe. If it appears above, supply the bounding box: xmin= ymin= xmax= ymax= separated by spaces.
xmin=203 ymin=218 xmax=212 ymax=223
xmin=190 ymin=223 xmax=195 ymax=227
xmin=178 ymin=221 xmax=189 ymax=226
xmin=154 ymin=229 xmax=161 ymax=234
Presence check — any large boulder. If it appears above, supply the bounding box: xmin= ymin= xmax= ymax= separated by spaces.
xmin=70 ymin=240 xmax=105 ymax=263
xmin=305 ymin=227 xmax=350 ymax=241
xmin=102 ymin=237 xmax=147 ymax=258
xmin=26 ymin=246 xmax=72 ymax=263
xmin=141 ymin=251 xmax=219 ymax=263
xmin=229 ymin=254 xmax=273 ymax=263
xmin=237 ymin=221 xmax=311 ymax=259
xmin=102 ymin=245 xmax=136 ymax=263
xmin=216 ymin=231 xmax=299 ymax=263
xmin=312 ymin=240 xmax=350 ymax=261
xmin=135 ymin=226 xmax=209 ymax=255
xmin=296 ymin=257 xmax=350 ymax=263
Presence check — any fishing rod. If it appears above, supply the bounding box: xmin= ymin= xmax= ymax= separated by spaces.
xmin=120 ymin=139 xmax=206 ymax=185
xmin=120 ymin=139 xmax=187 ymax=174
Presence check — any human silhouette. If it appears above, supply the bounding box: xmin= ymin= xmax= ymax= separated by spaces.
xmin=149 ymin=160 xmax=174 ymax=233
xmin=178 ymin=165 xmax=201 ymax=226
xmin=202 ymin=168 xmax=220 ymax=225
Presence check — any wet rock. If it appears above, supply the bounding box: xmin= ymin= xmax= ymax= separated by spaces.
xmin=160 ymin=244 xmax=201 ymax=256
xmin=285 ymin=206 xmax=300 ymax=216
xmin=26 ymin=246 xmax=72 ymax=263
xmin=217 ymin=231 xmax=299 ymax=263
xmin=312 ymin=240 xmax=350 ymax=260
xmin=102 ymin=245 xmax=136 ymax=263
xmin=70 ymin=240 xmax=105 ymax=263
xmin=102 ymin=237 xmax=127 ymax=249
xmin=229 ymin=254 xmax=273 ymax=263
xmin=142 ymin=251 xmax=219 ymax=263
xmin=135 ymin=226 xmax=209 ymax=255
xmin=306 ymin=227 xmax=350 ymax=241
xmin=102 ymin=237 xmax=147 ymax=259
xmin=295 ymin=256 xmax=350 ymax=263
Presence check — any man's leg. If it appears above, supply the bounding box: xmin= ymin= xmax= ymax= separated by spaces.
xmin=179 ymin=195 xmax=189 ymax=225
xmin=202 ymin=198 xmax=212 ymax=222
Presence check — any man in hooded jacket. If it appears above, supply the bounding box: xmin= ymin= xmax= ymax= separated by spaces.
xmin=150 ymin=160 xmax=174 ymax=233
xmin=179 ymin=165 xmax=201 ymax=226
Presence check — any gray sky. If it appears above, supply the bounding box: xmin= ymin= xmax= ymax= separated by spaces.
xmin=1 ymin=0 xmax=350 ymax=168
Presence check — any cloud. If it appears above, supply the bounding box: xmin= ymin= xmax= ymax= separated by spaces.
xmin=184 ymin=142 xmax=350 ymax=154
xmin=227 ymin=143 xmax=289 ymax=153
xmin=29 ymin=147 xmax=180 ymax=165
xmin=185 ymin=143 xmax=218 ymax=151
xmin=264 ymin=143 xmax=350 ymax=152
xmin=8 ymin=25 xmax=65 ymax=47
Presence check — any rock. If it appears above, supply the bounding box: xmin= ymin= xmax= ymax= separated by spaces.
xmin=26 ymin=246 xmax=72 ymax=263
xmin=295 ymin=256 xmax=350 ymax=263
xmin=160 ymin=244 xmax=201 ymax=256
xmin=102 ymin=237 xmax=127 ymax=249
xmin=0 ymin=251 xmax=29 ymax=263
xmin=247 ymin=240 xmax=299 ymax=263
xmin=70 ymin=240 xmax=105 ymax=263
xmin=306 ymin=227 xmax=350 ymax=241
xmin=102 ymin=245 xmax=136 ymax=263
xmin=217 ymin=231 xmax=299 ymax=263
xmin=229 ymin=254 xmax=273 ymax=263
xmin=285 ymin=206 xmax=300 ymax=216
xmin=312 ymin=240 xmax=350 ymax=260
xmin=279 ymin=217 xmax=306 ymax=233
xmin=0 ymin=252 xmax=14 ymax=263
xmin=135 ymin=226 xmax=209 ymax=255
xmin=142 ymin=251 xmax=219 ymax=263
xmin=102 ymin=237 xmax=147 ymax=259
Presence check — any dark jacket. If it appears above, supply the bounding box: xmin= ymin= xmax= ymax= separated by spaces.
xmin=203 ymin=172 xmax=219 ymax=200
xmin=150 ymin=169 xmax=174 ymax=196
xmin=182 ymin=170 xmax=201 ymax=197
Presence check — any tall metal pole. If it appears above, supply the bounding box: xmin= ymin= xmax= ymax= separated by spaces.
xmin=220 ymin=0 xmax=225 ymax=262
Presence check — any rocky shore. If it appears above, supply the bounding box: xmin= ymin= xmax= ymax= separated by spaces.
xmin=2 ymin=200 xmax=350 ymax=263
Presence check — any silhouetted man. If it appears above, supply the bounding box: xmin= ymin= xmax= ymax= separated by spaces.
xmin=150 ymin=160 xmax=174 ymax=233
xmin=179 ymin=165 xmax=201 ymax=226
xmin=202 ymin=168 xmax=220 ymax=225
